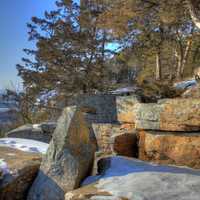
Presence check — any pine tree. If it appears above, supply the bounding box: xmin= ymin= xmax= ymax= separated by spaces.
xmin=17 ymin=0 xmax=116 ymax=108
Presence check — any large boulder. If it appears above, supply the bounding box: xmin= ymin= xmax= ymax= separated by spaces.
xmin=27 ymin=106 xmax=97 ymax=200
xmin=139 ymin=130 xmax=200 ymax=169
xmin=0 ymin=147 xmax=42 ymax=200
xmin=135 ymin=98 xmax=200 ymax=131
xmin=92 ymin=123 xmax=137 ymax=157
xmin=116 ymin=95 xmax=141 ymax=124
xmin=6 ymin=122 xmax=56 ymax=143
xmin=65 ymin=156 xmax=200 ymax=200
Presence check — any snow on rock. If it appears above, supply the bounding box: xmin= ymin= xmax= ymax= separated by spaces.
xmin=110 ymin=87 xmax=137 ymax=95
xmin=0 ymin=138 xmax=49 ymax=154
xmin=0 ymin=159 xmax=10 ymax=175
xmin=78 ymin=156 xmax=200 ymax=200
xmin=174 ymin=79 xmax=197 ymax=90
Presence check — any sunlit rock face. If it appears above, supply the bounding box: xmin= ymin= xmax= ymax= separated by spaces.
xmin=135 ymin=98 xmax=200 ymax=131
xmin=0 ymin=147 xmax=42 ymax=200
xmin=116 ymin=95 xmax=141 ymax=124
xmin=65 ymin=156 xmax=200 ymax=200
xmin=139 ymin=130 xmax=200 ymax=169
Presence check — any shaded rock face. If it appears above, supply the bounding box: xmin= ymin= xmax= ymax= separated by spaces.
xmin=28 ymin=106 xmax=97 ymax=200
xmin=139 ymin=130 xmax=200 ymax=169
xmin=75 ymin=94 xmax=118 ymax=123
xmin=92 ymin=123 xmax=138 ymax=175
xmin=116 ymin=95 xmax=141 ymax=124
xmin=0 ymin=147 xmax=41 ymax=200
xmin=135 ymin=98 xmax=200 ymax=131
xmin=6 ymin=122 xmax=56 ymax=143
xmin=65 ymin=156 xmax=200 ymax=200
xmin=92 ymin=123 xmax=137 ymax=157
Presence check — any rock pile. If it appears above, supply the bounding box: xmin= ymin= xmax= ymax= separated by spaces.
xmin=1 ymin=93 xmax=200 ymax=200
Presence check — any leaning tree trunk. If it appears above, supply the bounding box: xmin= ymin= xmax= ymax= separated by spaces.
xmin=156 ymin=51 xmax=162 ymax=81
xmin=181 ymin=39 xmax=192 ymax=76
xmin=187 ymin=0 xmax=200 ymax=29
xmin=175 ymin=48 xmax=183 ymax=79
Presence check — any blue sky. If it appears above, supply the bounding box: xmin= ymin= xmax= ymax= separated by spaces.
xmin=0 ymin=0 xmax=56 ymax=89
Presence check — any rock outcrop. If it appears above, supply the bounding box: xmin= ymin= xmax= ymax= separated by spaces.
xmin=0 ymin=147 xmax=41 ymax=200
xmin=135 ymin=98 xmax=200 ymax=131
xmin=116 ymin=95 xmax=141 ymax=124
xmin=65 ymin=156 xmax=200 ymax=200
xmin=92 ymin=123 xmax=137 ymax=157
xmin=27 ymin=106 xmax=97 ymax=200
xmin=139 ymin=130 xmax=200 ymax=169
xmin=6 ymin=122 xmax=56 ymax=143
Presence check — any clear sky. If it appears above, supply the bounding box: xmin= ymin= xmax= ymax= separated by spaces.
xmin=0 ymin=0 xmax=56 ymax=89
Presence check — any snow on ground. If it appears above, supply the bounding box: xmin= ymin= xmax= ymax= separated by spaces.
xmin=82 ymin=157 xmax=200 ymax=200
xmin=0 ymin=159 xmax=10 ymax=175
xmin=174 ymin=79 xmax=197 ymax=90
xmin=0 ymin=138 xmax=49 ymax=154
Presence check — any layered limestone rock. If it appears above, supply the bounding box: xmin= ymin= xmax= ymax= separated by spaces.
xmin=65 ymin=156 xmax=200 ymax=200
xmin=0 ymin=147 xmax=41 ymax=200
xmin=139 ymin=130 xmax=200 ymax=169
xmin=27 ymin=106 xmax=97 ymax=200
xmin=135 ymin=98 xmax=200 ymax=131
xmin=116 ymin=95 xmax=141 ymax=124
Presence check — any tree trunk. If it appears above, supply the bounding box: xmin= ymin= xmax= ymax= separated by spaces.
xmin=187 ymin=0 xmax=200 ymax=29
xmin=175 ymin=39 xmax=192 ymax=79
xmin=181 ymin=39 xmax=192 ymax=75
xmin=156 ymin=51 xmax=162 ymax=81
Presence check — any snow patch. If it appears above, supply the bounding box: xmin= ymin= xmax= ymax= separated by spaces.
xmin=82 ymin=157 xmax=200 ymax=200
xmin=32 ymin=124 xmax=41 ymax=129
xmin=0 ymin=138 xmax=49 ymax=154
xmin=174 ymin=79 xmax=197 ymax=90
xmin=0 ymin=159 xmax=10 ymax=175
xmin=110 ymin=87 xmax=137 ymax=95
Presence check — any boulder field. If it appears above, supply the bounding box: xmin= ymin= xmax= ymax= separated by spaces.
xmin=1 ymin=94 xmax=200 ymax=200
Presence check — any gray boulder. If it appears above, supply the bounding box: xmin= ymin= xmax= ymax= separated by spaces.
xmin=6 ymin=122 xmax=56 ymax=143
xmin=27 ymin=106 xmax=97 ymax=200
xmin=65 ymin=156 xmax=200 ymax=200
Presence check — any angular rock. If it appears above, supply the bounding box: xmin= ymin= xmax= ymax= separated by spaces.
xmin=135 ymin=98 xmax=200 ymax=131
xmin=116 ymin=95 xmax=141 ymax=124
xmin=0 ymin=147 xmax=41 ymax=200
xmin=75 ymin=94 xmax=118 ymax=123
xmin=139 ymin=130 xmax=200 ymax=169
xmin=92 ymin=123 xmax=137 ymax=157
xmin=6 ymin=123 xmax=56 ymax=143
xmin=27 ymin=106 xmax=97 ymax=200
xmin=65 ymin=156 xmax=200 ymax=200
